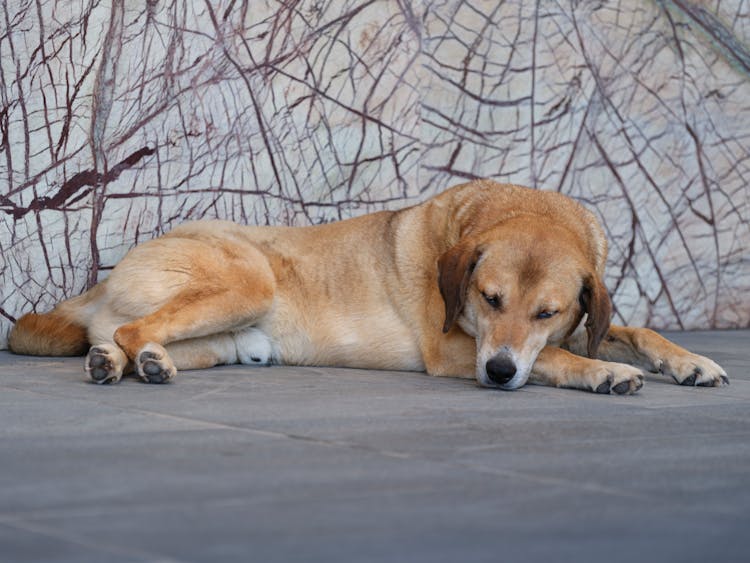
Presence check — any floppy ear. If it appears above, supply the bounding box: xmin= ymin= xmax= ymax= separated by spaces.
xmin=579 ymin=274 xmax=612 ymax=358
xmin=437 ymin=243 xmax=481 ymax=333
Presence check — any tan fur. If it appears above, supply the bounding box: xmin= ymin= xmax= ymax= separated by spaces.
xmin=8 ymin=180 xmax=728 ymax=392
xmin=8 ymin=312 xmax=89 ymax=356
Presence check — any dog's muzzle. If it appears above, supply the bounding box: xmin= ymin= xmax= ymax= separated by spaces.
xmin=485 ymin=354 xmax=517 ymax=385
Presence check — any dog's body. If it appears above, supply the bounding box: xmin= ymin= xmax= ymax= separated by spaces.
xmin=8 ymin=180 xmax=728 ymax=392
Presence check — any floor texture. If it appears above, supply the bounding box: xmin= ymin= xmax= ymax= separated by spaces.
xmin=0 ymin=330 xmax=748 ymax=563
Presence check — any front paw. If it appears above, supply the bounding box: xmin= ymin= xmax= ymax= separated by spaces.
xmin=588 ymin=361 xmax=645 ymax=395
xmin=660 ymin=353 xmax=729 ymax=387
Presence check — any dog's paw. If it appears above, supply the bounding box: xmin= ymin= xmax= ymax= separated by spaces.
xmin=659 ymin=352 xmax=729 ymax=387
xmin=136 ymin=343 xmax=177 ymax=384
xmin=588 ymin=361 xmax=645 ymax=395
xmin=85 ymin=344 xmax=125 ymax=384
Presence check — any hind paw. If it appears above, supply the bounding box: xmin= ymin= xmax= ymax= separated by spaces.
xmin=136 ymin=343 xmax=177 ymax=384
xmin=85 ymin=344 xmax=126 ymax=384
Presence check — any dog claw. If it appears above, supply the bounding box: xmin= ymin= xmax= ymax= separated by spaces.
xmin=662 ymin=354 xmax=727 ymax=388
xmin=590 ymin=363 xmax=643 ymax=396
xmin=634 ymin=376 xmax=644 ymax=392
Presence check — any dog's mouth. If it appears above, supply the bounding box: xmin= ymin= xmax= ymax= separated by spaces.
xmin=497 ymin=372 xmax=529 ymax=390
xmin=477 ymin=370 xmax=529 ymax=390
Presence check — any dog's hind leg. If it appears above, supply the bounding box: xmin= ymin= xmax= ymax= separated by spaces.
xmin=88 ymin=237 xmax=276 ymax=384
xmin=116 ymin=279 xmax=275 ymax=383
xmin=85 ymin=333 xmax=245 ymax=385
xmin=165 ymin=334 xmax=240 ymax=371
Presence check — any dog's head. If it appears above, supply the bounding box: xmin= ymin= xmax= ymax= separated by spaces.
xmin=438 ymin=218 xmax=611 ymax=389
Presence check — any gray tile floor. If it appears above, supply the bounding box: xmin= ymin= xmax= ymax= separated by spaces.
xmin=0 ymin=330 xmax=748 ymax=563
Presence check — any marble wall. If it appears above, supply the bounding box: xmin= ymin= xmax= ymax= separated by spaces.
xmin=1 ymin=0 xmax=748 ymax=348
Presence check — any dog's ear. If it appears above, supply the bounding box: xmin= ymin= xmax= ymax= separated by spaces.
xmin=579 ymin=274 xmax=612 ymax=358
xmin=437 ymin=243 xmax=481 ymax=333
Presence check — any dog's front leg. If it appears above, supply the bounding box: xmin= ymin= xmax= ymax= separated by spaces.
xmin=422 ymin=330 xmax=477 ymax=379
xmin=565 ymin=325 xmax=729 ymax=387
xmin=529 ymin=346 xmax=645 ymax=394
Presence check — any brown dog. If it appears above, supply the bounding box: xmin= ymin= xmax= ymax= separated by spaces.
xmin=8 ymin=180 xmax=728 ymax=393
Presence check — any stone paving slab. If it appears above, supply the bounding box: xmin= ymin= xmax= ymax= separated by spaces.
xmin=0 ymin=330 xmax=748 ymax=562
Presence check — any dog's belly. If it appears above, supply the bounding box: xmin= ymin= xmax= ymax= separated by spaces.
xmin=233 ymin=312 xmax=424 ymax=372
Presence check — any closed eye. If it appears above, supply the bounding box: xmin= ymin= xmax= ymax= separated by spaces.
xmin=536 ymin=310 xmax=558 ymax=320
xmin=482 ymin=292 xmax=501 ymax=309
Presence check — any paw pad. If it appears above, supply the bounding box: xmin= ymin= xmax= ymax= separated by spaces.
xmin=136 ymin=346 xmax=175 ymax=384
xmin=677 ymin=369 xmax=699 ymax=386
xmin=612 ymin=381 xmax=631 ymax=395
xmin=85 ymin=346 xmax=122 ymax=384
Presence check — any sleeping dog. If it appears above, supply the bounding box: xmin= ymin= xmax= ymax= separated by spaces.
xmin=8 ymin=180 xmax=728 ymax=393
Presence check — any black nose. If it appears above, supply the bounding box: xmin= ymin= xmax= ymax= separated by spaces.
xmin=486 ymin=355 xmax=517 ymax=385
